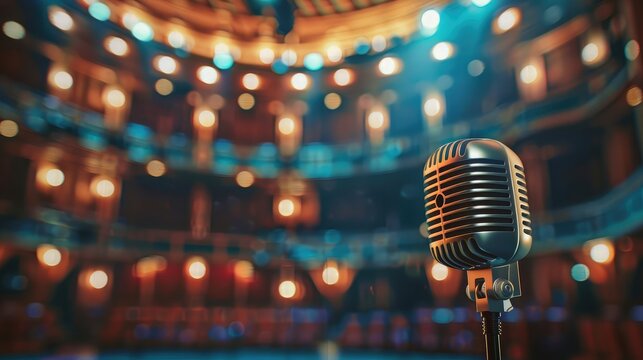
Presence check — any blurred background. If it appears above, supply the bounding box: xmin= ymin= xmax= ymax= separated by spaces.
xmin=0 ymin=0 xmax=642 ymax=359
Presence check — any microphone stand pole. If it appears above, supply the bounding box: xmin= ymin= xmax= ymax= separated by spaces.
xmin=466 ymin=263 xmax=522 ymax=360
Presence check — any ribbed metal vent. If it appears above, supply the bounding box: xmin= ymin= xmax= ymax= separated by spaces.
xmin=514 ymin=164 xmax=532 ymax=236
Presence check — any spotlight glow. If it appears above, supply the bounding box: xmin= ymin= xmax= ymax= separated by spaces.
xmin=49 ymin=6 xmax=74 ymax=31
xmin=234 ymin=260 xmax=254 ymax=280
xmin=277 ymin=198 xmax=295 ymax=217
xmin=197 ymin=109 xmax=216 ymax=128
xmin=186 ymin=257 xmax=207 ymax=279
xmin=213 ymin=53 xmax=234 ymax=69
xmin=88 ymin=2 xmax=111 ymax=21
xmin=431 ymin=263 xmax=449 ymax=281
xmin=431 ymin=42 xmax=454 ymax=61
xmin=278 ymin=280 xmax=297 ymax=299
xmin=423 ymin=97 xmax=442 ymax=117
xmin=520 ymin=64 xmax=538 ymax=84
xmin=3 ymin=21 xmax=25 ymax=40
xmin=326 ymin=45 xmax=343 ymax=62
xmin=367 ymin=111 xmax=385 ymax=129
xmin=45 ymin=168 xmax=65 ymax=187
xmin=495 ymin=7 xmax=521 ymax=34
xmin=197 ymin=66 xmax=219 ymax=84
xmin=304 ymin=53 xmax=324 ymax=71
xmin=242 ymin=73 xmax=260 ymax=90
xmin=235 ymin=170 xmax=255 ymax=188
xmin=88 ymin=270 xmax=109 ymax=289
xmin=378 ymin=57 xmax=401 ymax=76
xmin=290 ymin=73 xmax=309 ymax=91
xmin=104 ymin=36 xmax=128 ymax=56
xmin=333 ymin=69 xmax=353 ymax=86
xmin=259 ymin=48 xmax=275 ymax=64
xmin=146 ymin=160 xmax=166 ymax=177
xmin=0 ymin=120 xmax=19 ymax=138
xmin=589 ymin=243 xmax=612 ymax=264
xmin=94 ymin=178 xmax=115 ymax=198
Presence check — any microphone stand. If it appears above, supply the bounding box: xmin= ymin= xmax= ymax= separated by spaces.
xmin=465 ymin=262 xmax=521 ymax=360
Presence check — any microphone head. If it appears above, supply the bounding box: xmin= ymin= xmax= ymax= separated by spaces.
xmin=423 ymin=138 xmax=532 ymax=270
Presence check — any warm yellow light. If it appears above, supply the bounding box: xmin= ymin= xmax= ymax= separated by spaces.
xmin=104 ymin=36 xmax=128 ymax=56
xmin=242 ymin=73 xmax=260 ymax=90
xmin=333 ymin=69 xmax=353 ymax=86
xmin=186 ymin=257 xmax=207 ymax=279
xmin=236 ymin=170 xmax=255 ymax=188
xmin=197 ymin=109 xmax=216 ymax=128
xmin=45 ymin=168 xmax=65 ymax=187
xmin=372 ymin=35 xmax=387 ymax=52
xmin=625 ymin=40 xmax=640 ymax=61
xmin=154 ymin=55 xmax=177 ymax=75
xmin=290 ymin=73 xmax=309 ymax=90
xmin=367 ymin=111 xmax=385 ymax=129
xmin=259 ymin=48 xmax=275 ymax=64
xmin=431 ymin=42 xmax=454 ymax=61
xmin=278 ymin=117 xmax=296 ymax=135
xmin=626 ymin=86 xmax=642 ymax=107
xmin=238 ymin=93 xmax=255 ymax=110
xmin=234 ymin=260 xmax=254 ymax=280
xmin=37 ymin=245 xmax=62 ymax=267
xmin=146 ymin=160 xmax=166 ymax=177
xmin=590 ymin=243 xmax=611 ymax=263
xmin=93 ymin=178 xmax=115 ymax=198
xmin=121 ymin=12 xmax=139 ymax=29
xmin=278 ymin=280 xmax=297 ymax=299
xmin=197 ymin=66 xmax=219 ymax=85
xmin=214 ymin=42 xmax=230 ymax=54
xmin=155 ymin=79 xmax=173 ymax=96
xmin=326 ymin=45 xmax=343 ymax=62
xmin=423 ymin=97 xmax=442 ymax=117
xmin=520 ymin=64 xmax=538 ymax=84
xmin=495 ymin=7 xmax=521 ymax=34
xmin=324 ymin=93 xmax=342 ymax=110
xmin=378 ymin=57 xmax=401 ymax=76
xmin=88 ymin=270 xmax=109 ymax=289
xmin=48 ymin=6 xmax=74 ymax=31
xmin=50 ymin=70 xmax=73 ymax=90
xmin=278 ymin=198 xmax=295 ymax=217
xmin=581 ymin=33 xmax=608 ymax=67
xmin=0 ymin=119 xmax=19 ymax=138
xmin=322 ymin=264 xmax=339 ymax=285
xmin=103 ymin=88 xmax=126 ymax=108
xmin=135 ymin=255 xmax=167 ymax=277
xmin=431 ymin=262 xmax=449 ymax=281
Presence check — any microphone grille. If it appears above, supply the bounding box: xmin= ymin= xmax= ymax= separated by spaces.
xmin=423 ymin=139 xmax=532 ymax=270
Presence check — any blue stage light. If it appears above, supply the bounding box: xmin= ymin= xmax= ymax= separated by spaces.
xmin=271 ymin=59 xmax=288 ymax=74
xmin=354 ymin=38 xmax=370 ymax=55
xmin=571 ymin=263 xmax=590 ymax=282
xmin=213 ymin=53 xmax=234 ymax=69
xmin=88 ymin=2 xmax=110 ymax=21
xmin=472 ymin=0 xmax=492 ymax=7
xmin=131 ymin=22 xmax=153 ymax=41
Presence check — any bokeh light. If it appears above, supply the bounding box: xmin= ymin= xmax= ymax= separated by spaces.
xmin=324 ymin=93 xmax=342 ymax=110
xmin=88 ymin=2 xmax=111 ymax=21
xmin=92 ymin=177 xmax=116 ymax=198
xmin=146 ymin=160 xmax=166 ymax=177
xmin=167 ymin=31 xmax=187 ymax=49
xmin=333 ymin=69 xmax=353 ymax=86
xmin=378 ymin=57 xmax=401 ymax=76
xmin=45 ymin=168 xmax=65 ymax=187
xmin=281 ymin=49 xmax=297 ymax=66
xmin=322 ymin=263 xmax=340 ymax=285
xmin=431 ymin=263 xmax=449 ymax=281
xmin=242 ymin=73 xmax=260 ymax=90
xmin=37 ymin=245 xmax=62 ymax=267
xmin=131 ymin=22 xmax=154 ymax=42
xmin=197 ymin=66 xmax=219 ymax=85
xmin=104 ymin=36 xmax=129 ymax=56
xmin=50 ymin=70 xmax=74 ymax=90
xmin=234 ymin=260 xmax=254 ymax=280
xmin=367 ymin=111 xmax=385 ymax=129
xmin=197 ymin=109 xmax=216 ymax=128
xmin=626 ymin=86 xmax=642 ymax=107
xmin=304 ymin=53 xmax=324 ymax=71
xmin=326 ymin=45 xmax=343 ymax=62
xmin=472 ymin=0 xmax=492 ymax=7
xmin=88 ymin=270 xmax=109 ymax=289
xmin=237 ymin=93 xmax=255 ymax=110
xmin=278 ymin=117 xmax=296 ymax=135
xmin=259 ymin=48 xmax=275 ymax=64
xmin=423 ymin=96 xmax=443 ymax=117
xmin=104 ymin=88 xmax=126 ymax=108
xmin=420 ymin=9 xmax=440 ymax=34
xmin=570 ymin=264 xmax=590 ymax=282
xmin=625 ymin=40 xmax=640 ymax=61
xmin=520 ymin=64 xmax=538 ymax=84
xmin=48 ymin=6 xmax=74 ymax=31
xmin=155 ymin=79 xmax=173 ymax=95
xmin=277 ymin=198 xmax=295 ymax=217
xmin=0 ymin=119 xmax=19 ymax=138
xmin=467 ymin=59 xmax=485 ymax=77
xmin=278 ymin=280 xmax=297 ymax=299
xmin=186 ymin=257 xmax=207 ymax=279
xmin=236 ymin=170 xmax=255 ymax=188
xmin=154 ymin=55 xmax=178 ymax=75
xmin=431 ymin=42 xmax=454 ymax=61
xmin=3 ymin=21 xmax=25 ymax=40
xmin=495 ymin=7 xmax=521 ymax=34
xmin=290 ymin=73 xmax=309 ymax=90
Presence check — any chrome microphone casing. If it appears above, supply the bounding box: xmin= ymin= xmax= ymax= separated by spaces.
xmin=423 ymin=138 xmax=532 ymax=312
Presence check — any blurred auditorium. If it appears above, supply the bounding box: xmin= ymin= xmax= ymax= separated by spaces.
xmin=1 ymin=0 xmax=643 ymax=359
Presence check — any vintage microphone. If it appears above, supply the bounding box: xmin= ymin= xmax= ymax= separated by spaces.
xmin=422 ymin=138 xmax=532 ymax=360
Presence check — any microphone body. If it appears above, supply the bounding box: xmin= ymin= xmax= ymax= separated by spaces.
xmin=423 ymin=138 xmax=533 ymax=360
